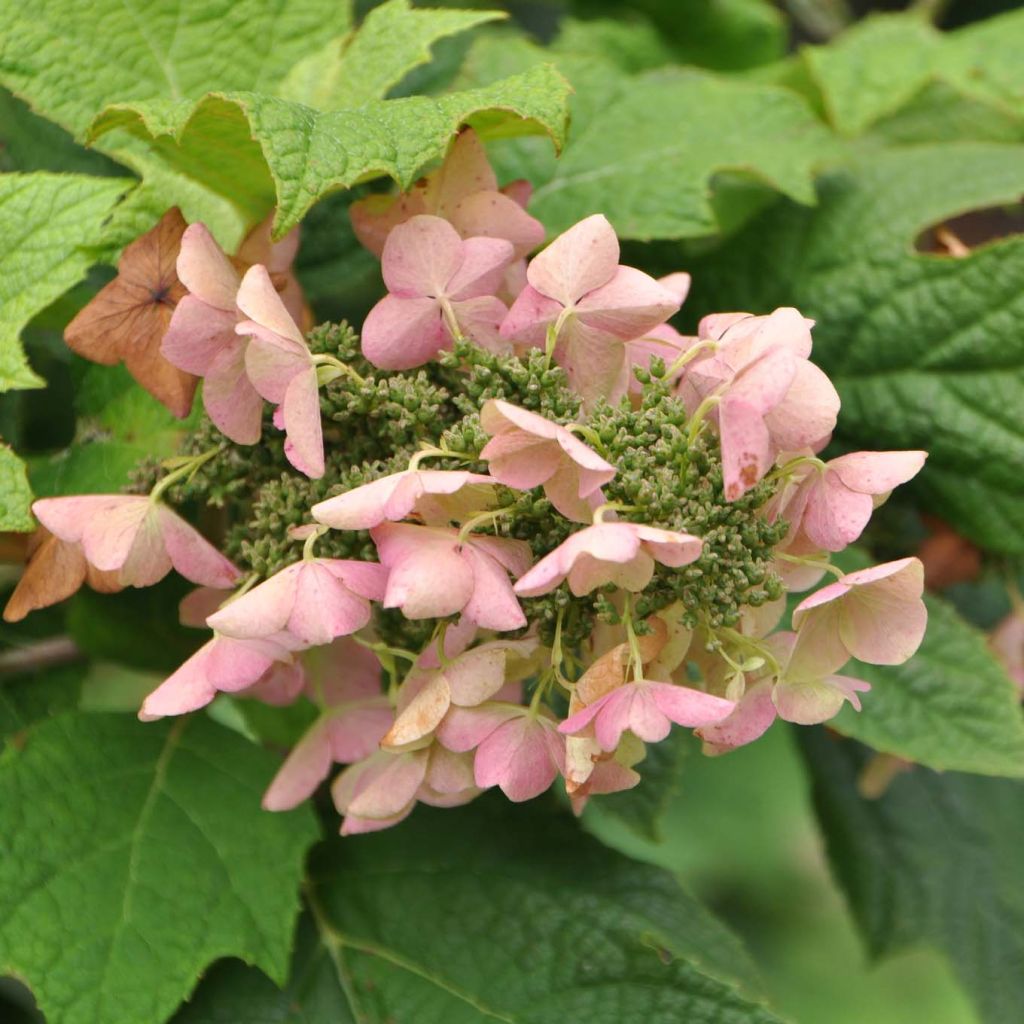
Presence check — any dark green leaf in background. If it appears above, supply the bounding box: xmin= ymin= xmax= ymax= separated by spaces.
xmin=0 ymin=713 xmax=319 ymax=1024
xmin=801 ymin=729 xmax=1024 ymax=1024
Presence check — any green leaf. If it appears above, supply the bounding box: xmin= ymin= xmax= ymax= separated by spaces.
xmin=685 ymin=142 xmax=1024 ymax=554
xmin=0 ymin=712 xmax=319 ymax=1024
xmin=592 ymin=730 xmax=689 ymax=841
xmin=829 ymin=595 xmax=1024 ymax=777
xmin=0 ymin=666 xmax=83 ymax=744
xmin=801 ymin=10 xmax=1024 ymax=140
xmin=176 ymin=797 xmax=774 ymax=1022
xmin=0 ymin=444 xmax=33 ymax=531
xmin=457 ymin=36 xmax=835 ymax=240
xmin=89 ymin=63 xmax=570 ymax=240
xmin=800 ymin=729 xmax=1024 ymax=1024
xmin=0 ymin=173 xmax=131 ymax=392
xmin=280 ymin=0 xmax=503 ymax=109
xmin=30 ymin=364 xmax=195 ymax=496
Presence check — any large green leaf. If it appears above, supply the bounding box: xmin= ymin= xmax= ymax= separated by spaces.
xmin=280 ymin=0 xmax=502 ymax=109
xmin=30 ymin=364 xmax=196 ymax=497
xmin=685 ymin=143 xmax=1024 ymax=554
xmin=457 ymin=35 xmax=835 ymax=240
xmin=830 ymin=595 xmax=1024 ymax=777
xmin=801 ymin=729 xmax=1024 ymax=1024
xmin=801 ymin=10 xmax=1024 ymax=140
xmin=175 ymin=797 xmax=777 ymax=1022
xmin=0 ymin=173 xmax=131 ymax=392
xmin=0 ymin=713 xmax=319 ymax=1024
xmin=89 ymin=64 xmax=570 ymax=240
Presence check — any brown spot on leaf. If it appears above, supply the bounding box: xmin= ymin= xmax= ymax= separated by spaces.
xmin=64 ymin=207 xmax=195 ymax=417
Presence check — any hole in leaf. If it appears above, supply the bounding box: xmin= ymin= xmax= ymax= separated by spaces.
xmin=914 ymin=202 xmax=1024 ymax=256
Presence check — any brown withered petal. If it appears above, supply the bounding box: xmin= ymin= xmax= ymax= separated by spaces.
xmin=2 ymin=528 xmax=123 ymax=623
xmin=64 ymin=208 xmax=196 ymax=417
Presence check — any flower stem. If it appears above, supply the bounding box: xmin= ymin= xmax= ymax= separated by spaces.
xmin=149 ymin=448 xmax=220 ymax=503
xmin=456 ymin=507 xmax=512 ymax=545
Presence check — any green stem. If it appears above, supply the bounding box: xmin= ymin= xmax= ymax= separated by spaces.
xmin=456 ymin=507 xmax=512 ymax=545
xmin=665 ymin=339 xmax=716 ymax=379
xmin=592 ymin=501 xmax=640 ymax=524
xmin=312 ymin=353 xmax=365 ymax=386
xmin=149 ymin=448 xmax=220 ymax=503
xmin=303 ymin=524 xmax=329 ymax=561
xmin=622 ymin=593 xmax=644 ymax=682
xmin=407 ymin=443 xmax=476 ymax=471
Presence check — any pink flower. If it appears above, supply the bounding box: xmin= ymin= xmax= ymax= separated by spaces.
xmin=350 ymin=128 xmax=543 ymax=260
xmin=768 ymin=631 xmax=872 ymax=725
xmin=786 ymin=451 xmax=927 ymax=552
xmin=311 ymin=469 xmax=495 ymax=530
xmin=331 ymin=744 xmax=479 ymax=835
xmin=236 ymin=265 xmax=324 ymax=478
xmin=382 ymin=637 xmax=537 ymax=750
xmin=500 ymin=215 xmax=680 ymax=407
xmin=559 ymin=680 xmax=734 ymax=750
xmin=139 ymin=633 xmax=296 ymax=719
xmin=792 ymin=557 xmax=927 ymax=671
xmin=161 ymin=224 xmax=265 ymax=444
xmin=372 ymin=523 xmax=531 ymax=630
xmin=436 ymin=703 xmax=565 ymax=802
xmin=479 ymin=400 xmax=615 ymax=522
xmin=33 ymin=495 xmax=240 ymax=589
xmin=262 ymin=641 xmax=391 ymax=811
xmin=206 ymin=558 xmax=387 ymax=647
xmin=681 ymin=308 xmax=840 ymax=500
xmin=697 ymin=680 xmax=778 ymax=755
xmin=361 ymin=215 xmax=514 ymax=370
xmin=514 ymin=522 xmax=702 ymax=597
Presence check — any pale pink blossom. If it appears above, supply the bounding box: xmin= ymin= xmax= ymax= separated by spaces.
xmin=768 ymin=630 xmax=872 ymax=725
xmin=697 ymin=680 xmax=778 ymax=755
xmin=372 ymin=523 xmax=530 ymax=630
xmin=791 ymin=558 xmax=927 ymax=673
xmin=681 ymin=308 xmax=840 ymax=500
xmin=206 ymin=558 xmax=387 ymax=647
xmin=785 ymin=451 xmax=927 ymax=552
xmin=437 ymin=703 xmax=565 ymax=802
xmin=33 ymin=495 xmax=240 ymax=590
xmin=331 ymin=744 xmax=479 ymax=834
xmin=139 ymin=633 xmax=296 ymax=719
xmin=311 ymin=469 xmax=496 ymax=530
xmin=236 ymin=265 xmax=324 ymax=478
xmin=161 ymin=224 xmax=263 ymax=443
xmin=500 ymin=215 xmax=680 ymax=407
xmin=382 ymin=637 xmax=537 ymax=750
xmin=263 ymin=641 xmax=391 ymax=811
xmin=514 ymin=522 xmax=702 ymax=597
xmin=559 ymin=679 xmax=734 ymax=751
xmin=479 ymin=400 xmax=615 ymax=522
xmin=350 ymin=128 xmax=543 ymax=259
xmin=361 ymin=215 xmax=514 ymax=369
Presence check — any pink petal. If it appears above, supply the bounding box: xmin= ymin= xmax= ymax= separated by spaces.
xmin=78 ymin=496 xmax=150 ymax=571
xmin=435 ymin=702 xmax=520 ymax=752
xmin=340 ymin=750 xmax=428 ymax=819
xmin=801 ymin=472 xmax=874 ymax=552
xmin=32 ymin=495 xmax=126 ymax=545
xmin=658 ymin=272 xmax=692 ymax=304
xmin=461 ymin=544 xmax=526 ymax=632
xmin=382 ymin=215 xmax=463 ymax=297
xmin=432 ymin=129 xmax=499 ymax=208
xmin=158 ymin=506 xmax=241 ymax=589
xmin=280 ymin=367 xmax=325 ymax=479
xmin=697 ymin=680 xmax=777 ymax=754
xmin=474 ymin=715 xmax=563 ymax=801
xmin=443 ymin=643 xmax=513 ymax=705
xmin=262 ymin=720 xmax=333 ymax=811
xmin=764 ymin=360 xmax=840 ymax=452
xmin=424 ymin=745 xmax=477 ymax=795
xmin=235 ymin=264 xmax=305 ymax=345
xmin=177 ymin=223 xmax=239 ymax=311
xmin=383 ymin=673 xmax=450 ymax=749
xmin=288 ymin=562 xmax=371 ymax=645
xmin=555 ymin=321 xmax=627 ymax=409
xmin=447 ymin=237 xmax=515 ymax=299
xmin=361 ymin=293 xmax=445 ymax=370
xmin=327 ymin=701 xmax=394 ymax=762
xmin=350 ymin=190 xmax=430 ymax=257
xmin=450 ymin=295 xmax=509 ymax=354
xmin=373 ymin=523 xmax=474 ymax=619
xmin=596 ymin=686 xmax=669 ymax=748
xmin=449 ymin=191 xmax=545 ymax=258
xmin=830 ymin=450 xmax=927 ymax=494
xmin=646 ymin=681 xmax=735 ymax=727
xmin=576 ymin=266 xmax=680 ymax=340
xmin=161 ymin=297 xmax=237 ymax=376
xmin=527 ymin=214 xmax=619 ymax=306
xmin=207 ymin=564 xmax=301 ymax=639
xmin=179 ymin=586 xmax=227 ymax=627
xmin=633 ymin=525 xmax=703 ymax=568
xmin=321 ymin=559 xmax=388 ymax=602
xmin=119 ymin=508 xmax=173 ymax=587
xmin=305 ymin=637 xmax=383 ymax=705
xmin=203 ymin=338 xmax=264 ymax=445
xmin=242 ymin=325 xmax=311 ymax=403
xmin=499 ymin=283 xmax=561 ymax=346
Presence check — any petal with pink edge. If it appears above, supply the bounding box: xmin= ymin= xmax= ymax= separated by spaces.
xmin=361 ymin=294 xmax=445 ymax=370
xmin=176 ymin=223 xmax=239 ymax=311
xmin=382 ymin=215 xmax=463 ymax=297
xmin=527 ymin=214 xmax=618 ymax=306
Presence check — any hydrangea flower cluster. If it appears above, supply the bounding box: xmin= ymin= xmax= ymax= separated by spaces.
xmin=9 ymin=129 xmax=929 ymax=834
